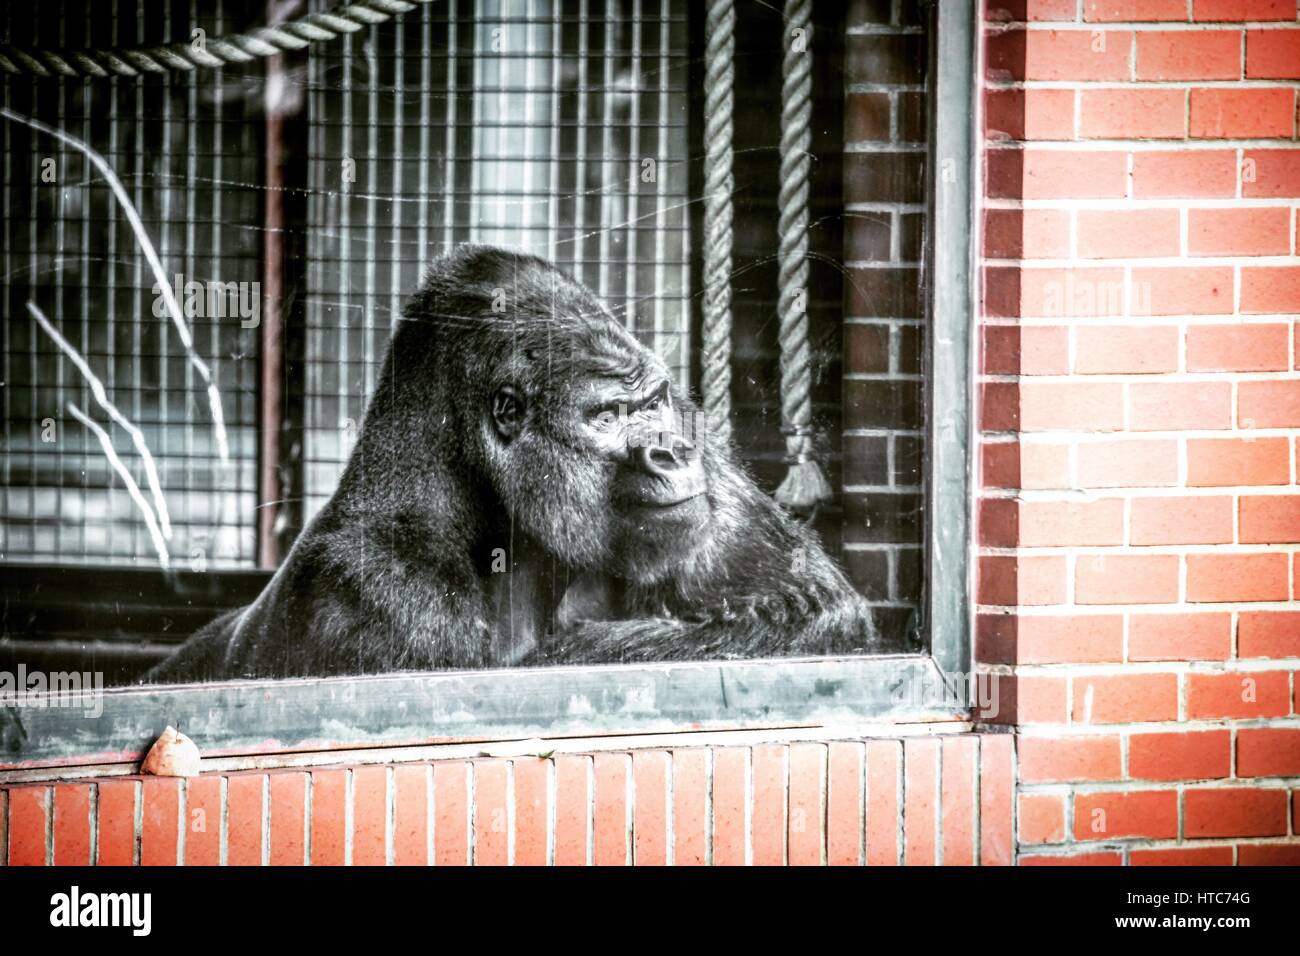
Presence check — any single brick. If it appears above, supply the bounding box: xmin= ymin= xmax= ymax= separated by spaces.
xmin=903 ymin=739 xmax=938 ymax=866
xmin=1238 ymin=611 xmax=1300 ymax=658
xmin=1018 ymin=793 xmax=1066 ymax=844
xmin=1130 ymin=496 xmax=1234 ymax=546
xmin=309 ymin=769 xmax=346 ymax=867
xmin=1074 ymin=789 xmax=1178 ymax=839
xmin=712 ymin=749 xmax=743 ymax=868
xmin=473 ymin=760 xmax=511 ymax=866
xmin=1237 ymin=728 xmax=1300 ymax=776
xmin=96 ymin=779 xmax=135 ymax=866
xmin=1246 ymin=28 xmax=1300 ymax=78
xmin=1080 ymin=88 xmax=1186 ymax=139
xmin=827 ymin=742 xmax=865 ymax=867
xmin=1187 ymin=438 xmax=1290 ymax=486
xmin=979 ymin=736 xmax=1015 ymax=866
xmin=1085 ymin=1 xmax=1188 ymax=21
xmin=1136 ymin=30 xmax=1241 ymax=80
xmin=1129 ymin=611 xmax=1233 ymax=660
xmin=1130 ymin=729 xmax=1232 ymax=780
xmin=352 ymin=765 xmax=388 ymax=867
xmin=266 ymin=772 xmax=309 ymax=867
xmin=1077 ymin=439 xmax=1179 ymax=489
xmin=1194 ymin=0 xmax=1295 ymax=21
xmin=433 ymin=762 xmax=472 ymax=866
xmin=184 ymin=776 xmax=222 ymax=866
xmin=592 ymin=753 xmax=631 ymax=867
xmin=1077 ymin=208 xmax=1180 ymax=258
xmin=1187 ymin=553 xmax=1290 ymax=602
xmin=52 ymin=784 xmax=92 ymax=866
xmin=1132 ymin=846 xmax=1235 ymax=865
xmin=1240 ymin=495 xmax=1300 ymax=543
xmin=1239 ymin=380 xmax=1300 ymax=427
xmin=225 ymin=774 xmax=265 ymax=866
xmin=1074 ymin=325 xmax=1179 ymax=374
xmin=751 ymin=745 xmax=788 ymax=866
xmin=671 ymin=749 xmax=707 ymax=866
xmin=984 ymin=208 xmax=1072 ymax=259
xmin=987 ymin=149 xmax=1130 ymax=199
xmin=1076 ymin=554 xmax=1179 ymax=605
xmin=8 ymin=786 xmax=48 ymax=866
xmin=1187 ymin=670 xmax=1292 ymax=718
xmin=140 ymin=777 xmax=181 ymax=867
xmin=788 ymin=744 xmax=826 ymax=866
xmin=512 ymin=758 xmax=550 ymax=867
xmin=1131 ymin=266 xmax=1235 ymax=316
xmin=1242 ymin=149 xmax=1300 ymax=198
xmin=1242 ymin=266 xmax=1300 ymax=313
xmin=1189 ymin=208 xmax=1292 ymax=257
xmin=1072 ymin=672 xmax=1179 ymax=723
xmin=392 ymin=765 xmax=429 ymax=867
xmin=1185 ymin=787 xmax=1288 ymax=837
xmin=940 ymin=738 xmax=977 ymax=866
xmin=1190 ymin=87 xmax=1296 ymax=138
xmin=978 ymin=555 xmax=1068 ymax=606
xmin=1132 ymin=149 xmax=1238 ymax=198
xmin=975 ymin=613 xmax=1124 ymax=665
xmin=1128 ymin=381 xmax=1233 ymax=431
xmin=1186 ymin=322 xmax=1290 ymax=369
xmin=1019 ymin=735 xmax=1122 ymax=783
xmin=867 ymin=740 xmax=902 ymax=866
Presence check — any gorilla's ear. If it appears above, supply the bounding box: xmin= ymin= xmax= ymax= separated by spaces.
xmin=491 ymin=386 xmax=527 ymax=439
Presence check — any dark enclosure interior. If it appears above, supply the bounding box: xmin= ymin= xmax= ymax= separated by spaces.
xmin=1 ymin=0 xmax=930 ymax=682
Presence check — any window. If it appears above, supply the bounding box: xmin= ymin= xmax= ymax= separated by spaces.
xmin=0 ymin=0 xmax=975 ymax=764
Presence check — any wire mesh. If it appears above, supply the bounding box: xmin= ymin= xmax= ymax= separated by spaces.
xmin=1 ymin=0 xmax=261 ymax=570
xmin=302 ymin=0 xmax=691 ymax=523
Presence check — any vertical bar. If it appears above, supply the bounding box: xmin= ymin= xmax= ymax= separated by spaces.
xmin=390 ymin=16 xmax=406 ymax=329
xmin=417 ymin=2 xmax=431 ymax=263
xmin=546 ymin=0 xmax=562 ymax=262
xmin=574 ymin=0 xmax=589 ymax=281
xmin=925 ymin=0 xmax=975 ymax=676
xmin=624 ymin=0 xmax=642 ymax=337
xmin=364 ymin=26 xmax=380 ymax=395
xmin=597 ymin=0 xmax=615 ymax=299
xmin=443 ymin=0 xmax=458 ymax=252
xmin=260 ymin=46 xmax=288 ymax=568
xmin=259 ymin=3 xmax=310 ymax=567
xmin=651 ymin=0 xmax=668 ymax=373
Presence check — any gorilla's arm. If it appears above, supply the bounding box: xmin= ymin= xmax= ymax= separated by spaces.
xmin=533 ymin=479 xmax=881 ymax=665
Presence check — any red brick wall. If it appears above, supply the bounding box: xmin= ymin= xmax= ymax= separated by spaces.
xmin=981 ymin=0 xmax=1300 ymax=865
xmin=0 ymin=736 xmax=1014 ymax=866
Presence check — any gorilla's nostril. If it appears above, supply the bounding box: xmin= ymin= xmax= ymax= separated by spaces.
xmin=647 ymin=446 xmax=678 ymax=470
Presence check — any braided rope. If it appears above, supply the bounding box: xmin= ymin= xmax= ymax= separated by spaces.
xmin=0 ymin=0 xmax=432 ymax=78
xmin=700 ymin=0 xmax=735 ymax=447
xmin=773 ymin=0 xmax=829 ymax=513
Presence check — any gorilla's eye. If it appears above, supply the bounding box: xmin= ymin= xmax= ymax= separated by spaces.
xmin=491 ymin=386 xmax=526 ymax=437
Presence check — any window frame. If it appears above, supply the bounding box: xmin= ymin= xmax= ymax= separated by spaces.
xmin=0 ymin=0 xmax=978 ymax=771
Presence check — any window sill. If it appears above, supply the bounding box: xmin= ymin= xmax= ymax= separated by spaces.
xmin=0 ymin=653 xmax=968 ymax=773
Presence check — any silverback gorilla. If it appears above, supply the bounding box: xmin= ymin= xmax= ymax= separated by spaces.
xmin=147 ymin=245 xmax=879 ymax=682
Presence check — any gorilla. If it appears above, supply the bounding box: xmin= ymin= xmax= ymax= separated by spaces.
xmin=147 ymin=246 xmax=879 ymax=682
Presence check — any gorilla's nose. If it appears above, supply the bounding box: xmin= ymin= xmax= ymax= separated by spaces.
xmin=636 ymin=439 xmax=693 ymax=477
xmin=632 ymin=439 xmax=706 ymax=506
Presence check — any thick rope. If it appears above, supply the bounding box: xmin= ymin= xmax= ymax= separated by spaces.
xmin=0 ymin=0 xmax=432 ymax=78
xmin=700 ymin=0 xmax=735 ymax=447
xmin=774 ymin=0 xmax=830 ymax=513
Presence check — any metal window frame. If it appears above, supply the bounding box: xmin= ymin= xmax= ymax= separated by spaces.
xmin=0 ymin=1 xmax=978 ymax=771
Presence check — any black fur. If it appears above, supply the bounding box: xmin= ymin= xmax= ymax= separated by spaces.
xmin=146 ymin=246 xmax=879 ymax=682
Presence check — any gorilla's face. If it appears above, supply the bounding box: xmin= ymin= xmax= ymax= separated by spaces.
xmin=485 ymin=329 xmax=713 ymax=584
